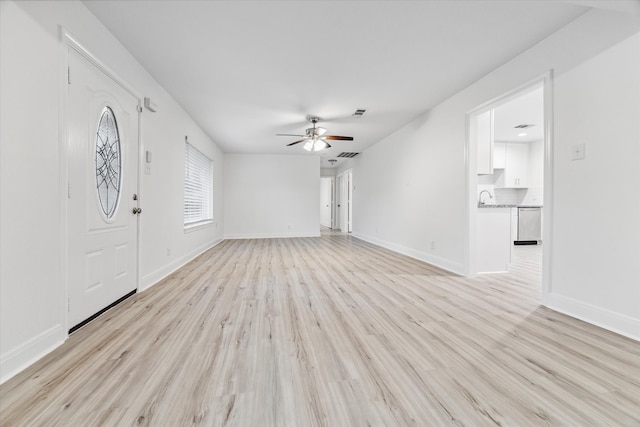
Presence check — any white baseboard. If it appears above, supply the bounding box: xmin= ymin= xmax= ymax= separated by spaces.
xmin=140 ymin=238 xmax=224 ymax=292
xmin=224 ymin=231 xmax=321 ymax=239
xmin=352 ymin=232 xmax=465 ymax=275
xmin=545 ymin=292 xmax=640 ymax=341
xmin=1 ymin=324 xmax=64 ymax=384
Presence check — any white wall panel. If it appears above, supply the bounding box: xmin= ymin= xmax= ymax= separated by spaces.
xmin=224 ymin=155 xmax=320 ymax=239
xmin=550 ymin=33 xmax=640 ymax=338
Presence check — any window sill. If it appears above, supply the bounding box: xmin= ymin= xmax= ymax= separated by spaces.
xmin=184 ymin=220 xmax=214 ymax=234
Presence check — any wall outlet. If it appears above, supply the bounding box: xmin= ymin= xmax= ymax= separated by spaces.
xmin=166 ymin=248 xmax=171 ymax=257
xmin=287 ymin=224 xmax=291 ymax=230
xmin=144 ymin=165 xmax=151 ymax=175
xmin=430 ymin=241 xmax=436 ymax=250
xmin=571 ymin=144 xmax=585 ymax=161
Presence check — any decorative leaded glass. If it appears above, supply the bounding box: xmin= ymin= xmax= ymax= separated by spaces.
xmin=95 ymin=107 xmax=122 ymax=219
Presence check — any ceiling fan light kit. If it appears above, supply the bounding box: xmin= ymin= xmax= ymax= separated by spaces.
xmin=278 ymin=116 xmax=353 ymax=152
xmin=303 ymin=138 xmax=330 ymax=152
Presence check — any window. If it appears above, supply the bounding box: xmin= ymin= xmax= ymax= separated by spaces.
xmin=184 ymin=142 xmax=213 ymax=227
xmin=95 ymin=106 xmax=122 ymax=220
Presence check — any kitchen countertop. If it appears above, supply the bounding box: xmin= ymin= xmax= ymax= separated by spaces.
xmin=478 ymin=204 xmax=543 ymax=208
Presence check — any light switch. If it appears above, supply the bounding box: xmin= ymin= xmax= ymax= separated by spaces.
xmin=571 ymin=144 xmax=585 ymax=161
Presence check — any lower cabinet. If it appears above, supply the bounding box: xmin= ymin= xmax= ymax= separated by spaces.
xmin=477 ymin=208 xmax=511 ymax=273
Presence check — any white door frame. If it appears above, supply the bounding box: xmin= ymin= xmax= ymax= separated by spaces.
xmin=60 ymin=29 xmax=143 ymax=335
xmin=464 ymin=71 xmax=554 ymax=304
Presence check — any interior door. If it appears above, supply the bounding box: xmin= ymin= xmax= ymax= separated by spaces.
xmin=319 ymin=177 xmax=333 ymax=228
xmin=346 ymin=171 xmax=353 ymax=233
xmin=336 ymin=174 xmax=344 ymax=231
xmin=67 ymin=47 xmax=140 ymax=331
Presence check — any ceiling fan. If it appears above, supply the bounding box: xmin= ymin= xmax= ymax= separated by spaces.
xmin=277 ymin=116 xmax=353 ymax=152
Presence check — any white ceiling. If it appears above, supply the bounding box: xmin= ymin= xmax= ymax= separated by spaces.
xmin=83 ymin=1 xmax=592 ymax=166
xmin=494 ymin=87 xmax=544 ymax=143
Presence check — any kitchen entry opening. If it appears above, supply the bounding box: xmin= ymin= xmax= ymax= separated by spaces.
xmin=466 ymin=73 xmax=552 ymax=303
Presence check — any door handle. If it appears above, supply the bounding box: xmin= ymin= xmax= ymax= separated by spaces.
xmin=132 ymin=207 xmax=142 ymax=215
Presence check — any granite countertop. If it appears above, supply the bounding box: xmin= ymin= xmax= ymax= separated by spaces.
xmin=477 ymin=204 xmax=543 ymax=208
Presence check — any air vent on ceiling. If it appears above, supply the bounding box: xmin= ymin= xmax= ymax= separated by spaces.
xmin=514 ymin=124 xmax=535 ymax=129
xmin=353 ymin=109 xmax=366 ymax=117
xmin=337 ymin=152 xmax=359 ymax=158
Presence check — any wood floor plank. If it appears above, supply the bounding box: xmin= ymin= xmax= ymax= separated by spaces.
xmin=1 ymin=232 xmax=639 ymax=426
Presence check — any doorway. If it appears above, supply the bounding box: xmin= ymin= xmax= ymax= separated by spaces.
xmin=66 ymin=42 xmax=141 ymax=332
xmin=467 ymin=74 xmax=552 ymax=299
xmin=320 ymin=177 xmax=334 ymax=228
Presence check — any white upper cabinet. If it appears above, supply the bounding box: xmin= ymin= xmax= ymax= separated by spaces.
xmin=476 ymin=110 xmax=494 ymax=175
xmin=493 ymin=142 xmax=506 ymax=169
xmin=495 ymin=143 xmax=528 ymax=188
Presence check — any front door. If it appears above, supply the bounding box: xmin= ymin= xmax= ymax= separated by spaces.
xmin=67 ymin=47 xmax=140 ymax=330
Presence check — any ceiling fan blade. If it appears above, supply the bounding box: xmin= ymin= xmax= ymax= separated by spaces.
xmin=324 ymin=135 xmax=354 ymax=141
xmin=277 ymin=133 xmax=304 ymax=137
xmin=286 ymin=139 xmax=307 ymax=146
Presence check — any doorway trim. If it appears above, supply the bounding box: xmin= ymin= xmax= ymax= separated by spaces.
xmin=464 ymin=71 xmax=554 ymax=304
xmin=59 ymin=28 xmax=143 ymax=335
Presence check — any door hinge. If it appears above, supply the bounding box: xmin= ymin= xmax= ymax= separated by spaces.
xmin=67 ymin=182 xmax=72 ymax=198
xmin=67 ymin=296 xmax=71 ymax=312
xmin=67 ymin=66 xmax=71 ymax=84
xmin=137 ymin=105 xmax=143 ymax=113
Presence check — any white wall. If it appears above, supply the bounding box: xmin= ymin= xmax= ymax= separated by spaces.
xmin=350 ymin=9 xmax=640 ymax=337
xmin=224 ymin=155 xmax=320 ymax=238
xmin=527 ymin=139 xmax=544 ymax=190
xmin=0 ymin=0 xmax=224 ymax=383
xmin=549 ymin=33 xmax=640 ymax=338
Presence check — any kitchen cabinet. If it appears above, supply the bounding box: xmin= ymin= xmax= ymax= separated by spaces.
xmin=476 ymin=110 xmax=494 ymax=175
xmin=493 ymin=142 xmax=506 ymax=169
xmin=495 ymin=143 xmax=528 ymax=188
xmin=477 ymin=207 xmax=511 ymax=273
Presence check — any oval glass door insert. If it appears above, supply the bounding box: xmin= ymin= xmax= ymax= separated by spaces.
xmin=95 ymin=106 xmax=122 ymax=219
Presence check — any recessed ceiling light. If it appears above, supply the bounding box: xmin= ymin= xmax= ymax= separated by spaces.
xmin=518 ymin=132 xmax=527 ymax=137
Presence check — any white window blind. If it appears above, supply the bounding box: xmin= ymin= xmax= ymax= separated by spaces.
xmin=184 ymin=142 xmax=213 ymax=226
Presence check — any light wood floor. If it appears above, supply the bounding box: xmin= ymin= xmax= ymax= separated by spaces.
xmin=1 ymin=232 xmax=639 ymax=426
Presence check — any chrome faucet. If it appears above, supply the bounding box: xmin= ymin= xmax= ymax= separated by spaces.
xmin=478 ymin=190 xmax=493 ymax=205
